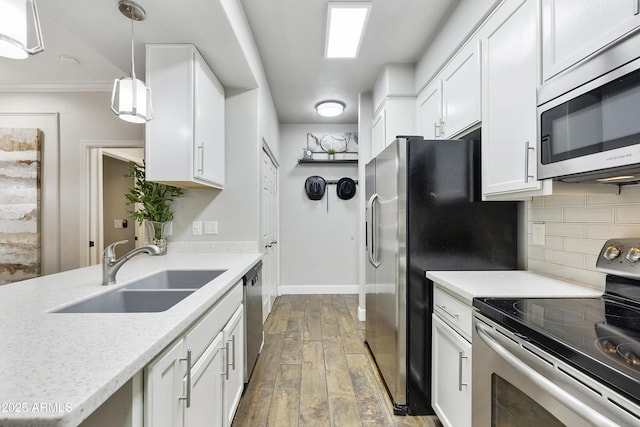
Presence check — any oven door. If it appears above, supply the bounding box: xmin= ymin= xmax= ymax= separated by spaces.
xmin=472 ymin=314 xmax=639 ymax=427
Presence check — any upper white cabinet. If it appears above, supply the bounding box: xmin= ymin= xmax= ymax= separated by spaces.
xmin=370 ymin=64 xmax=416 ymax=159
xmin=145 ymin=44 xmax=225 ymax=189
xmin=541 ymin=0 xmax=640 ymax=83
xmin=481 ymin=0 xmax=542 ymax=198
xmin=416 ymin=41 xmax=481 ymax=140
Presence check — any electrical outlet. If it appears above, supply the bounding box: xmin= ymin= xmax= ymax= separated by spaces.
xmin=532 ymin=223 xmax=546 ymax=246
xmin=192 ymin=221 xmax=202 ymax=235
xmin=204 ymin=221 xmax=218 ymax=235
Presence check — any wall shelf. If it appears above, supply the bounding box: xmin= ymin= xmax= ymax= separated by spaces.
xmin=298 ymin=159 xmax=358 ymax=165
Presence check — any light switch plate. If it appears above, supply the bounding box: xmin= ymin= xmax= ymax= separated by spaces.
xmin=114 ymin=219 xmax=123 ymax=229
xmin=532 ymin=223 xmax=546 ymax=246
xmin=204 ymin=221 xmax=218 ymax=235
xmin=192 ymin=221 xmax=202 ymax=235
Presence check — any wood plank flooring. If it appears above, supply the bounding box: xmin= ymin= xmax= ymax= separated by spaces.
xmin=232 ymin=295 xmax=443 ymax=427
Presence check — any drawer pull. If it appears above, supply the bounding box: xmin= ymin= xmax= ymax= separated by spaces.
xmin=435 ymin=304 xmax=459 ymax=320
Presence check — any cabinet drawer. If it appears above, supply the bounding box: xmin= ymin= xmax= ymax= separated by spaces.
xmin=185 ymin=281 xmax=242 ymax=363
xmin=434 ymin=285 xmax=473 ymax=341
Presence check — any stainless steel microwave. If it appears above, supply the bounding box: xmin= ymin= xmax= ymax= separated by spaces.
xmin=538 ymin=58 xmax=640 ymax=183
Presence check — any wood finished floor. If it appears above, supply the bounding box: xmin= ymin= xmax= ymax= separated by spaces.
xmin=232 ymin=294 xmax=443 ymax=427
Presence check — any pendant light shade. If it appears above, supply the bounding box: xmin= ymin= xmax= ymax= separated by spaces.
xmin=111 ymin=0 xmax=153 ymax=123
xmin=0 ymin=0 xmax=44 ymax=59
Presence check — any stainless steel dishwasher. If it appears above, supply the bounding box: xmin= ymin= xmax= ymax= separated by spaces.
xmin=243 ymin=261 xmax=262 ymax=382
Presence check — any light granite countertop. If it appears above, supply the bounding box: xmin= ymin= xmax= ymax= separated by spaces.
xmin=425 ymin=270 xmax=603 ymax=305
xmin=0 ymin=251 xmax=262 ymax=427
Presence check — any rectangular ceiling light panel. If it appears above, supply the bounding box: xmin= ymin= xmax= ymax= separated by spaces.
xmin=325 ymin=1 xmax=371 ymax=58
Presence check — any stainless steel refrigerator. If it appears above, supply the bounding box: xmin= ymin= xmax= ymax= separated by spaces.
xmin=365 ymin=136 xmax=518 ymax=415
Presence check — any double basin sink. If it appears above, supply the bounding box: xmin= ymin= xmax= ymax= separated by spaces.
xmin=54 ymin=270 xmax=226 ymax=313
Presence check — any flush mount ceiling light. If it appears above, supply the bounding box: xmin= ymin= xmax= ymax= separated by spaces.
xmin=315 ymin=100 xmax=346 ymax=117
xmin=111 ymin=0 xmax=153 ymax=124
xmin=325 ymin=1 xmax=371 ymax=58
xmin=0 ymin=0 xmax=44 ymax=59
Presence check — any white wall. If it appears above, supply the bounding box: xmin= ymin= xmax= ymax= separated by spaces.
xmin=0 ymin=92 xmax=143 ymax=272
xmin=278 ymin=124 xmax=359 ymax=294
xmin=527 ymin=186 xmax=640 ymax=290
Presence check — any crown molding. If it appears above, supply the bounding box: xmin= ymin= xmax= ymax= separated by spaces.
xmin=0 ymin=82 xmax=113 ymax=93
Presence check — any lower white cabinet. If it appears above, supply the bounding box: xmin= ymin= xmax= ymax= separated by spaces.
xmin=145 ymin=282 xmax=244 ymax=427
xmin=222 ymin=306 xmax=244 ymax=427
xmin=432 ymin=315 xmax=471 ymax=427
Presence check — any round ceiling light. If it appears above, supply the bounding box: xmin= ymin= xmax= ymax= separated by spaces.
xmin=315 ymin=100 xmax=345 ymax=118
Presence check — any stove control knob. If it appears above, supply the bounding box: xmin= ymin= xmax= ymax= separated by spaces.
xmin=603 ymin=245 xmax=621 ymax=260
xmin=626 ymin=247 xmax=640 ymax=263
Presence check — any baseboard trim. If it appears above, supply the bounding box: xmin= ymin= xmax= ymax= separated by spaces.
xmin=278 ymin=284 xmax=358 ymax=295
xmin=358 ymin=306 xmax=366 ymax=321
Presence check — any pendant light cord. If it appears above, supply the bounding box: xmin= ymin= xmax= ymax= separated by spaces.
xmin=130 ymin=15 xmax=136 ymax=81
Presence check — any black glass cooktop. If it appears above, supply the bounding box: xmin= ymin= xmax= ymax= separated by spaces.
xmin=473 ymin=295 xmax=640 ymax=405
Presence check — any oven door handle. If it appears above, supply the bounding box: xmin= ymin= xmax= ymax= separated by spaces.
xmin=474 ymin=321 xmax=620 ymax=427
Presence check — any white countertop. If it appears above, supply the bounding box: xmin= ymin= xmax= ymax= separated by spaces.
xmin=425 ymin=270 xmax=603 ymax=305
xmin=0 ymin=252 xmax=262 ymax=427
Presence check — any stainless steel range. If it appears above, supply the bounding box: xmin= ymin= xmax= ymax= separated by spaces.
xmin=472 ymin=238 xmax=640 ymax=426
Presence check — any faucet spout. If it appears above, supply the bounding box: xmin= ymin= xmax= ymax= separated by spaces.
xmin=102 ymin=240 xmax=162 ymax=286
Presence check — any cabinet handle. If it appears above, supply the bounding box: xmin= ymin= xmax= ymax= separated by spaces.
xmin=439 ymin=119 xmax=445 ymax=138
xmin=524 ymin=141 xmax=534 ymax=183
xmin=179 ymin=349 xmax=192 ymax=408
xmin=435 ymin=304 xmax=459 ymax=320
xmin=224 ymin=342 xmax=230 ymax=380
xmin=434 ymin=121 xmax=441 ymax=138
xmin=458 ymin=351 xmax=468 ymax=391
xmin=635 ymin=0 xmax=639 ymax=15
xmin=228 ymin=335 xmax=236 ymax=370
xmin=197 ymin=144 xmax=204 ymax=174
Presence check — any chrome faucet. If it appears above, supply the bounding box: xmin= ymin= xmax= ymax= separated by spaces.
xmin=102 ymin=240 xmax=161 ymax=286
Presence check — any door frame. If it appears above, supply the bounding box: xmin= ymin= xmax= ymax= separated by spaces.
xmin=80 ymin=140 xmax=143 ymax=267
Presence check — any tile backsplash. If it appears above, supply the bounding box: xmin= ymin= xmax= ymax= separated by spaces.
xmin=527 ymin=185 xmax=640 ymax=290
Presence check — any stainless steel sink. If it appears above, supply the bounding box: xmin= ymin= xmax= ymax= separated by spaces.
xmin=122 ymin=269 xmax=226 ymax=290
xmin=54 ymin=289 xmax=195 ymax=313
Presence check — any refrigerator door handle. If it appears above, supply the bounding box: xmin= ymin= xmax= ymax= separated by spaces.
xmin=367 ymin=193 xmax=380 ymax=268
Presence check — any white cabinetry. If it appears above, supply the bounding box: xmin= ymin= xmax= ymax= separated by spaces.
xmin=145 ymin=282 xmax=243 ymax=427
xmin=145 ymin=44 xmax=225 ymax=189
xmin=222 ymin=306 xmax=244 ymax=427
xmin=432 ymin=285 xmax=472 ymax=427
xmin=481 ymin=0 xmax=542 ymax=199
xmin=371 ymin=99 xmax=415 ymax=159
xmin=541 ymin=0 xmax=640 ymax=83
xmin=416 ymin=40 xmax=481 ymax=140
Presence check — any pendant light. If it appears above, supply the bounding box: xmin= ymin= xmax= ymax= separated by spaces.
xmin=0 ymin=0 xmax=44 ymax=59
xmin=110 ymin=0 xmax=153 ymax=124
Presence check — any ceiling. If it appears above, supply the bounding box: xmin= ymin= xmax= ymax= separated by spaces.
xmin=0 ymin=0 xmax=458 ymax=124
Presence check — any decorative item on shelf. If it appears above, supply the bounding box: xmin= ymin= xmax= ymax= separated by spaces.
xmin=305 ymin=132 xmax=359 ymax=161
xmin=302 ymin=148 xmax=313 ymax=160
xmin=124 ymin=161 xmax=184 ymax=255
xmin=327 ymin=148 xmax=336 ymax=160
xmin=0 ymin=0 xmax=44 ymax=59
xmin=110 ymin=0 xmax=153 ymax=123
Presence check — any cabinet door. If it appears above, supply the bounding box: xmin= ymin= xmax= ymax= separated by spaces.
xmin=441 ymin=40 xmax=481 ymax=138
xmin=542 ymin=0 xmax=640 ymax=82
xmin=184 ymin=332 xmax=224 ymax=427
xmin=222 ymin=305 xmax=245 ymax=427
xmin=482 ymin=0 xmax=541 ymax=197
xmin=371 ymin=109 xmax=386 ymax=159
xmin=432 ymin=315 xmax=471 ymax=427
xmin=194 ymin=52 xmax=225 ymax=188
xmin=416 ymin=79 xmax=442 ymax=139
xmin=145 ymin=339 xmax=187 ymax=427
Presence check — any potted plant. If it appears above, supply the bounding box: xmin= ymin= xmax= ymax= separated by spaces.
xmin=124 ymin=161 xmax=184 ymax=255
xmin=326 ymin=148 xmax=337 ymax=160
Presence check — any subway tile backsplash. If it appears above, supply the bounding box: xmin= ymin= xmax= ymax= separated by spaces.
xmin=527 ymin=184 xmax=640 ymax=290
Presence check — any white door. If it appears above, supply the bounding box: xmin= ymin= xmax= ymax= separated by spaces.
xmin=184 ymin=332 xmax=224 ymax=427
xmin=261 ymin=147 xmax=279 ymax=320
xmin=416 ymin=79 xmax=442 ymax=140
xmin=432 ymin=315 xmax=472 ymax=427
